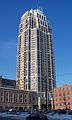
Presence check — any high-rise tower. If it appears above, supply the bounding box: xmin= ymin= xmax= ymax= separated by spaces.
xmin=17 ymin=9 xmax=56 ymax=109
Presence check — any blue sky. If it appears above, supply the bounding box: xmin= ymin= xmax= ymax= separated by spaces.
xmin=0 ymin=0 xmax=72 ymax=87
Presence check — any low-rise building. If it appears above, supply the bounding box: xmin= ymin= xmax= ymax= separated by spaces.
xmin=0 ymin=87 xmax=38 ymax=110
xmin=54 ymin=85 xmax=72 ymax=110
xmin=0 ymin=76 xmax=38 ymax=109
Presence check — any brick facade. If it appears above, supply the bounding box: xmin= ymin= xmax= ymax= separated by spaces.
xmin=54 ymin=85 xmax=72 ymax=110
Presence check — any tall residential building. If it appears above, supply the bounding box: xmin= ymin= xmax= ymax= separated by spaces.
xmin=17 ymin=9 xmax=56 ymax=109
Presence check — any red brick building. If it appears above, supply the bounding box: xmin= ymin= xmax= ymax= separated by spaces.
xmin=54 ymin=85 xmax=72 ymax=110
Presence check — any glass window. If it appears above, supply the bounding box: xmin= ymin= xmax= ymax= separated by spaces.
xmin=33 ymin=97 xmax=35 ymax=100
xmin=10 ymin=93 xmax=14 ymax=102
xmin=0 ymin=92 xmax=4 ymax=102
xmin=20 ymin=93 xmax=23 ymax=103
xmin=37 ymin=13 xmax=38 ymax=17
xmin=32 ymin=19 xmax=33 ymax=28
xmin=59 ymin=93 xmax=61 ymax=96
xmin=63 ymin=93 xmax=65 ymax=96
xmin=59 ymin=98 xmax=61 ymax=101
xmin=40 ymin=15 xmax=41 ymax=18
xmin=56 ymin=103 xmax=58 ymax=106
xmin=15 ymin=93 xmax=19 ymax=103
xmin=25 ymin=99 xmax=27 ymax=102
xmin=67 ymin=92 xmax=69 ymax=95
xmin=29 ymin=99 xmax=31 ymax=103
xmin=5 ymin=92 xmax=9 ymax=102
xmin=68 ymin=97 xmax=70 ymax=100
xmin=60 ymin=103 xmax=62 ymax=106
xmin=56 ymin=98 xmax=57 ymax=101
xmin=68 ymin=102 xmax=70 ymax=105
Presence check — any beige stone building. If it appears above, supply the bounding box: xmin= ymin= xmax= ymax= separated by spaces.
xmin=17 ymin=9 xmax=56 ymax=109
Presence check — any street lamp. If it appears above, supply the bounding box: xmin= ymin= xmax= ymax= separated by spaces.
xmin=51 ymin=97 xmax=53 ymax=109
xmin=48 ymin=92 xmax=54 ymax=110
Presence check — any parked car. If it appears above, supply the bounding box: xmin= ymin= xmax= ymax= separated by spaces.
xmin=0 ymin=109 xmax=9 ymax=113
xmin=47 ymin=110 xmax=57 ymax=116
xmin=26 ymin=112 xmax=47 ymax=120
xmin=8 ymin=109 xmax=21 ymax=115
xmin=66 ymin=110 xmax=72 ymax=115
xmin=46 ymin=110 xmax=52 ymax=114
xmin=8 ymin=109 xmax=17 ymax=114
xmin=57 ymin=109 xmax=66 ymax=114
